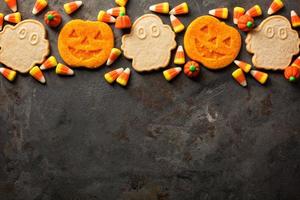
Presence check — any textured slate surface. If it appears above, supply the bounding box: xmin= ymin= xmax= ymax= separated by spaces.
xmin=0 ymin=0 xmax=300 ymax=200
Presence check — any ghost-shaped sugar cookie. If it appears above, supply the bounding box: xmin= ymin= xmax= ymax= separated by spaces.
xmin=121 ymin=14 xmax=177 ymax=72
xmin=246 ymin=15 xmax=300 ymax=70
xmin=0 ymin=20 xmax=49 ymax=73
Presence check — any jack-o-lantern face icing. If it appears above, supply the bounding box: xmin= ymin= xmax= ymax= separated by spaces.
xmin=121 ymin=14 xmax=176 ymax=72
xmin=246 ymin=16 xmax=300 ymax=70
xmin=0 ymin=20 xmax=49 ymax=73
xmin=184 ymin=16 xmax=241 ymax=70
xmin=58 ymin=20 xmax=114 ymax=69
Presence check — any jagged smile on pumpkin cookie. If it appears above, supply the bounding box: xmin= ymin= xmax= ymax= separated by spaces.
xmin=58 ymin=19 xmax=114 ymax=69
xmin=184 ymin=15 xmax=241 ymax=70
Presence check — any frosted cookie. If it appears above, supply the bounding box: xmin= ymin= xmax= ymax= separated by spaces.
xmin=184 ymin=16 xmax=241 ymax=70
xmin=0 ymin=19 xmax=49 ymax=73
xmin=121 ymin=14 xmax=176 ymax=72
xmin=246 ymin=15 xmax=300 ymax=70
xmin=58 ymin=20 xmax=114 ymax=69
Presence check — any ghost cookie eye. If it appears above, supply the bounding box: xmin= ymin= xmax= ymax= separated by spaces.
xmin=151 ymin=24 xmax=160 ymax=38
xmin=30 ymin=33 xmax=39 ymax=45
xmin=278 ymin=27 xmax=288 ymax=40
xmin=18 ymin=28 xmax=27 ymax=39
xmin=265 ymin=26 xmax=275 ymax=38
xmin=136 ymin=26 xmax=147 ymax=39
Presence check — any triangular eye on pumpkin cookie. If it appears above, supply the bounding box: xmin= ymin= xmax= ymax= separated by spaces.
xmin=57 ymin=19 xmax=114 ymax=69
xmin=184 ymin=15 xmax=242 ymax=70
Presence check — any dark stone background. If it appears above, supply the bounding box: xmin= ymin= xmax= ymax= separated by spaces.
xmin=0 ymin=0 xmax=300 ymax=199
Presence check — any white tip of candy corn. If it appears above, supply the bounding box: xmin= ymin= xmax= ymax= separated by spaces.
xmin=4 ymin=0 xmax=17 ymax=12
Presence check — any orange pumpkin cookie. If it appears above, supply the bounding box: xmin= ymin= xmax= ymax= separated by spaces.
xmin=58 ymin=19 xmax=114 ymax=69
xmin=184 ymin=15 xmax=241 ymax=70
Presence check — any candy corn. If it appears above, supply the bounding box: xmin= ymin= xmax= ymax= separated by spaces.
xmin=104 ymin=68 xmax=124 ymax=84
xmin=170 ymin=15 xmax=185 ymax=33
xmin=246 ymin=5 xmax=262 ymax=18
xmin=169 ymin=2 xmax=189 ymax=15
xmin=292 ymin=56 xmax=300 ymax=68
xmin=163 ymin=67 xmax=182 ymax=81
xmin=209 ymin=8 xmax=228 ymax=19
xmin=174 ymin=45 xmax=185 ymax=65
xmin=250 ymin=70 xmax=268 ymax=84
xmin=107 ymin=48 xmax=122 ymax=66
xmin=116 ymin=68 xmax=130 ymax=86
xmin=232 ymin=68 xmax=247 ymax=87
xmin=29 ymin=66 xmax=46 ymax=84
xmin=268 ymin=0 xmax=284 ymax=15
xmin=0 ymin=67 xmax=16 ymax=82
xmin=40 ymin=56 xmax=57 ymax=70
xmin=106 ymin=7 xmax=125 ymax=17
xmin=4 ymin=0 xmax=17 ymax=12
xmin=234 ymin=60 xmax=251 ymax=73
xmin=233 ymin=7 xmax=245 ymax=24
xmin=64 ymin=1 xmax=83 ymax=15
xmin=4 ymin=12 xmax=21 ymax=23
xmin=149 ymin=2 xmax=169 ymax=14
xmin=97 ymin=11 xmax=116 ymax=23
xmin=56 ymin=63 xmax=74 ymax=76
xmin=291 ymin=10 xmax=300 ymax=28
xmin=115 ymin=0 xmax=128 ymax=7
xmin=0 ymin=13 xmax=4 ymax=31
xmin=32 ymin=0 xmax=48 ymax=15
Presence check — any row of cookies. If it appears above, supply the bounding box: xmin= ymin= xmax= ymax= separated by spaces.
xmin=0 ymin=0 xmax=84 ymax=84
xmin=1 ymin=0 xmax=300 ymax=87
xmin=0 ymin=0 xmax=114 ymax=84
xmin=118 ymin=1 xmax=300 ymax=86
